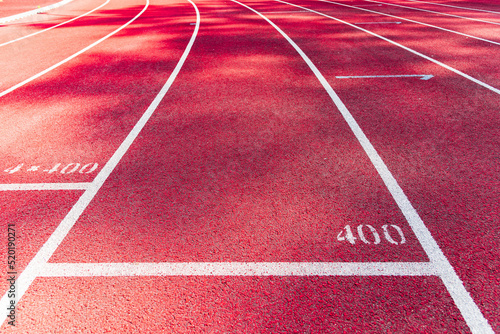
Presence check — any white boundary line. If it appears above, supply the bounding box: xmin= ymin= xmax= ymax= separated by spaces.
xmin=276 ymin=0 xmax=500 ymax=96
xmin=360 ymin=0 xmax=500 ymax=26
xmin=232 ymin=1 xmax=493 ymax=332
xmin=0 ymin=0 xmax=146 ymax=98
xmin=0 ymin=0 xmax=200 ymax=325
xmin=405 ymin=0 xmax=500 ymax=15
xmin=0 ymin=0 xmax=75 ymax=24
xmin=319 ymin=0 xmax=500 ymax=46
xmin=0 ymin=0 xmax=111 ymax=48
xmin=0 ymin=183 xmax=90 ymax=191
xmin=40 ymin=262 xmax=439 ymax=276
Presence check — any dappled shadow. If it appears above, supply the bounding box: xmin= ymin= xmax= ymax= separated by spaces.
xmin=1 ymin=0 xmax=499 ymax=330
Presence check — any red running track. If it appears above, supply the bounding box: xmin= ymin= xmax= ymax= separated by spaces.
xmin=0 ymin=0 xmax=499 ymax=332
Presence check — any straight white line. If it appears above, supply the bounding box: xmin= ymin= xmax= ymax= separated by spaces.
xmin=0 ymin=0 xmax=75 ymax=24
xmin=279 ymin=1 xmax=500 ymax=96
xmin=405 ymin=0 xmax=500 ymax=15
xmin=0 ymin=1 xmax=144 ymax=98
xmin=336 ymin=74 xmax=433 ymax=80
xmin=355 ymin=21 xmax=401 ymax=24
xmin=261 ymin=10 xmax=309 ymax=13
xmin=0 ymin=183 xmax=91 ymax=191
xmin=0 ymin=0 xmax=200 ymax=326
xmin=233 ymin=1 xmax=493 ymax=332
xmin=361 ymin=0 xmax=500 ymax=26
xmin=40 ymin=262 xmax=439 ymax=277
xmin=321 ymin=0 xmax=500 ymax=46
xmin=0 ymin=0 xmax=111 ymax=48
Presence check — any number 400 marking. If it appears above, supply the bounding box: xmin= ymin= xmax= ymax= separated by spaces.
xmin=337 ymin=224 xmax=406 ymax=245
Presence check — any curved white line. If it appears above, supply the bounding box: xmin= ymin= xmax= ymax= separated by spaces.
xmin=0 ymin=0 xmax=147 ymax=99
xmin=405 ymin=0 xmax=500 ymax=15
xmin=277 ymin=0 xmax=500 ymax=95
xmin=0 ymin=0 xmax=111 ymax=48
xmin=0 ymin=0 xmax=75 ymax=24
xmin=361 ymin=0 xmax=500 ymax=26
xmin=230 ymin=1 xmax=494 ymax=333
xmin=0 ymin=0 xmax=200 ymax=326
xmin=319 ymin=0 xmax=500 ymax=46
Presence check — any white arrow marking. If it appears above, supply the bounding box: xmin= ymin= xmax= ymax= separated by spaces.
xmin=355 ymin=21 xmax=401 ymax=24
xmin=336 ymin=74 xmax=434 ymax=80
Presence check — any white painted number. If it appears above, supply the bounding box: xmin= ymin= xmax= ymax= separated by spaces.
xmin=337 ymin=224 xmax=405 ymax=245
xmin=336 ymin=225 xmax=357 ymax=244
xmin=4 ymin=164 xmax=24 ymax=174
xmin=3 ymin=162 xmax=99 ymax=175
xmin=79 ymin=162 xmax=98 ymax=174
xmin=382 ymin=224 xmax=406 ymax=245
xmin=357 ymin=224 xmax=381 ymax=244
xmin=60 ymin=163 xmax=80 ymax=174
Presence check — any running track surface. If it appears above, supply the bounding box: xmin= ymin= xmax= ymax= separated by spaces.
xmin=0 ymin=0 xmax=499 ymax=332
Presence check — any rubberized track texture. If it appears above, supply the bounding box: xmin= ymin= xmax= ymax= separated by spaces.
xmin=0 ymin=0 xmax=499 ymax=332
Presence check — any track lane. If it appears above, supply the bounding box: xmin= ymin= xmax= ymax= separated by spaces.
xmin=0 ymin=0 xmax=70 ymax=19
xmin=0 ymin=0 xmax=111 ymax=48
xmin=1 ymin=0 xmax=198 ymax=329
xmin=318 ymin=0 xmax=500 ymax=44
xmin=0 ymin=0 xmax=196 ymax=185
xmin=245 ymin=0 xmax=499 ymax=330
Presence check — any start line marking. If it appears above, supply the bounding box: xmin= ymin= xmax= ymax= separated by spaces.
xmin=336 ymin=74 xmax=433 ymax=80
xmin=0 ymin=183 xmax=90 ymax=191
xmin=355 ymin=21 xmax=401 ymax=24
xmin=41 ymin=262 xmax=438 ymax=277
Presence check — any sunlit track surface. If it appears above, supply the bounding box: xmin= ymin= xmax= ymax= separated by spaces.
xmin=1 ymin=0 xmax=499 ymax=332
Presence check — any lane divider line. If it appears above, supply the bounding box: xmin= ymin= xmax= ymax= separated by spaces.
xmin=0 ymin=0 xmax=145 ymax=98
xmin=0 ymin=0 xmax=200 ymax=326
xmin=405 ymin=0 xmax=500 ymax=15
xmin=40 ymin=262 xmax=439 ymax=277
xmin=0 ymin=0 xmax=111 ymax=48
xmin=336 ymin=74 xmax=433 ymax=80
xmin=360 ymin=0 xmax=500 ymax=26
xmin=277 ymin=1 xmax=500 ymax=95
xmin=320 ymin=0 xmax=500 ymax=46
xmin=0 ymin=0 xmax=75 ymax=24
xmin=0 ymin=183 xmax=91 ymax=191
xmin=232 ymin=1 xmax=493 ymax=333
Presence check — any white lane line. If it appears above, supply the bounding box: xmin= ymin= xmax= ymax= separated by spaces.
xmin=405 ymin=0 xmax=500 ymax=15
xmin=233 ymin=1 xmax=493 ymax=333
xmin=336 ymin=74 xmax=433 ymax=80
xmin=0 ymin=1 xmax=145 ymax=98
xmin=278 ymin=1 xmax=500 ymax=96
xmin=0 ymin=0 xmax=111 ymax=48
xmin=321 ymin=0 xmax=500 ymax=46
xmin=0 ymin=0 xmax=199 ymax=325
xmin=0 ymin=183 xmax=90 ymax=191
xmin=40 ymin=262 xmax=439 ymax=277
xmin=262 ymin=10 xmax=309 ymax=13
xmin=0 ymin=0 xmax=75 ymax=24
xmin=361 ymin=0 xmax=500 ymax=26
xmin=355 ymin=21 xmax=401 ymax=24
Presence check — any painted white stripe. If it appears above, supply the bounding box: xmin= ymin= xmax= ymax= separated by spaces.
xmin=0 ymin=0 xmax=199 ymax=325
xmin=322 ymin=0 xmax=500 ymax=46
xmin=0 ymin=0 xmax=111 ymax=48
xmin=262 ymin=10 xmax=309 ymax=13
xmin=355 ymin=21 xmax=401 ymax=24
xmin=405 ymin=0 xmax=500 ymax=15
xmin=233 ymin=1 xmax=493 ymax=332
xmin=0 ymin=183 xmax=90 ymax=191
xmin=0 ymin=0 xmax=74 ymax=24
xmin=0 ymin=1 xmax=145 ymax=98
xmin=40 ymin=262 xmax=439 ymax=277
xmin=277 ymin=1 xmax=500 ymax=96
xmin=336 ymin=74 xmax=433 ymax=80
xmin=361 ymin=0 xmax=500 ymax=26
